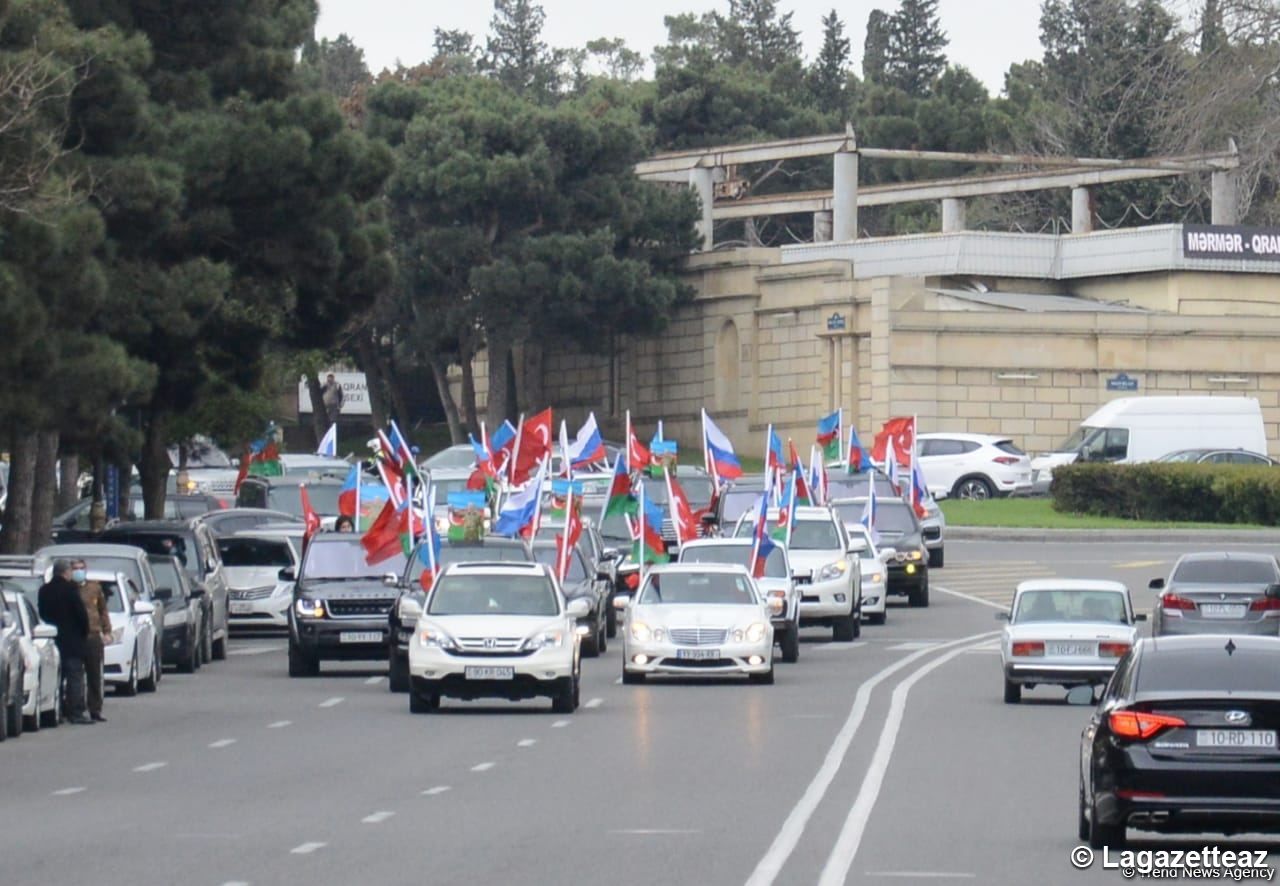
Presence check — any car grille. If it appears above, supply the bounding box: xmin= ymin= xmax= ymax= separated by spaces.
xmin=231 ymin=587 xmax=274 ymax=601
xmin=457 ymin=636 xmax=523 ymax=652
xmin=669 ymin=627 xmax=727 ymax=647
xmin=205 ymin=479 xmax=237 ymax=495
xmin=657 ymin=657 xmax=735 ymax=669
xmin=326 ymin=598 xmax=396 ymax=618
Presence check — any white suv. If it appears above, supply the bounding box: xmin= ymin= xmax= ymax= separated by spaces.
xmin=407 ymin=562 xmax=588 ymax=714
xmin=917 ymin=433 xmax=1032 ymax=500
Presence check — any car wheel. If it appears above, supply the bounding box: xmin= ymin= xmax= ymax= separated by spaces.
xmin=201 ymin=619 xmax=213 ymax=664
xmin=597 ymin=619 xmax=607 ymax=654
xmin=409 ymin=688 xmax=439 ymax=714
xmin=780 ymin=626 xmax=800 ymax=663
xmin=866 ymin=611 xmax=886 ymax=626
xmin=287 ymin=642 xmax=319 ymax=678
xmin=908 ymin=579 xmax=930 ymax=608
xmin=606 ymin=603 xmax=618 ymax=639
xmin=139 ymin=650 xmax=159 ymax=692
xmin=118 ymin=653 xmax=138 ymax=696
xmin=622 ymin=670 xmax=645 ymax=685
xmin=551 ymin=674 xmax=578 ymax=713
xmin=749 ymin=665 xmax=775 ymax=685
xmin=1003 ymin=677 xmax=1021 ymax=704
xmin=41 ymin=674 xmax=61 ymax=728
xmin=388 ymin=648 xmax=409 ymax=694
xmin=929 ymin=547 xmax=944 ymax=569
xmin=1078 ymin=780 xmax=1090 ymax=841
xmin=581 ymin=627 xmax=600 ymax=658
xmin=180 ymin=633 xmax=197 ymax=674
xmin=1088 ymin=799 xmax=1125 ymax=850
xmin=953 ymin=476 xmax=994 ymax=501
xmin=211 ymin=622 xmax=228 ymax=661
xmin=0 ymin=683 xmax=7 ymax=742
xmin=832 ymin=613 xmax=858 ymax=642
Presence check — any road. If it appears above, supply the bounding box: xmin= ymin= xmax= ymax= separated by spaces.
xmin=1 ymin=540 xmax=1277 ymax=886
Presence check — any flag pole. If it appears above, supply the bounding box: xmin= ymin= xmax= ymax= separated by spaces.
xmin=637 ymin=477 xmax=646 ymax=589
xmin=837 ymin=407 xmax=844 ymax=467
xmin=354 ymin=458 xmax=362 ymax=530
xmin=700 ymin=409 xmax=718 ymax=492
xmin=557 ymin=480 xmax=573 ymax=581
xmin=664 ymin=460 xmax=679 ymax=554
xmin=509 ymin=412 xmax=525 ymax=486
xmin=426 ymin=482 xmax=438 ymax=582
xmin=625 ymin=409 xmax=633 ymax=474
xmin=763 ymin=423 xmax=773 ymax=500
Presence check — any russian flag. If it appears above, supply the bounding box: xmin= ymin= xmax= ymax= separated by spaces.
xmin=702 ymin=411 xmax=743 ymax=481
xmin=338 ymin=464 xmax=360 ymax=517
xmin=748 ymin=494 xmax=776 ymax=579
xmin=492 ymin=461 xmax=546 ymax=537
xmin=568 ymin=413 xmax=607 ymax=468
xmin=910 ymin=459 xmax=930 ymax=518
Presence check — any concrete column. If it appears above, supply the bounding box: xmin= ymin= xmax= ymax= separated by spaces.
xmin=813 ymin=210 xmax=833 ymax=242
xmin=1212 ymin=170 xmax=1240 ymax=225
xmin=1071 ymin=187 xmax=1093 ymax=234
xmin=689 ymin=166 xmax=714 ymax=251
xmin=941 ymin=198 xmax=966 ymax=233
xmin=833 ymin=151 xmax=859 ymax=242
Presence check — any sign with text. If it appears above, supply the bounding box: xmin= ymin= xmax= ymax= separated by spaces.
xmin=297 ymin=371 xmax=371 ymax=416
xmin=1183 ymin=225 xmax=1280 ymax=261
xmin=1106 ymin=373 xmax=1139 ymax=392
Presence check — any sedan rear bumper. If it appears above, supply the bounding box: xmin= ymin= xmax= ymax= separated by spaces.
xmin=1155 ymin=616 xmax=1280 ymax=637
xmin=1097 ymin=792 xmax=1280 ymax=835
xmin=1004 ymin=662 xmax=1117 ymax=686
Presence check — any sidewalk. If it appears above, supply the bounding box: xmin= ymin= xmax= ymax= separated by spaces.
xmin=946 ymin=526 xmax=1280 ymax=544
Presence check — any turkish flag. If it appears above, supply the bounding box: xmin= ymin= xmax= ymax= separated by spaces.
xmin=871 ymin=417 xmax=915 ymax=467
xmin=512 ymin=408 xmax=553 ymax=485
xmin=627 ymin=428 xmax=650 ymax=473
xmin=300 ymin=483 xmax=322 ymax=544
xmin=666 ymin=474 xmax=699 ymax=545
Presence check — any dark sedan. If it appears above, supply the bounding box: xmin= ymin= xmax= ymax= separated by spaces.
xmin=531 ymin=540 xmax=610 ymax=659
xmin=1078 ymin=633 xmax=1280 ymax=849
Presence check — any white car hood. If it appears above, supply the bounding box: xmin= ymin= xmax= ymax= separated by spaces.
xmin=755 ymin=577 xmax=791 ymax=595
xmin=224 ymin=566 xmax=285 ymax=590
xmin=633 ymin=603 xmax=765 ymax=627
xmin=786 ymin=550 xmax=843 ymax=576
xmin=419 ymin=613 xmax=562 ymax=639
xmin=1005 ymin=621 xmax=1138 ymax=643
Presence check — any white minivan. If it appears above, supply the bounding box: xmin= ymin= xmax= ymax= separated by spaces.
xmin=1031 ymin=396 xmax=1268 ymax=492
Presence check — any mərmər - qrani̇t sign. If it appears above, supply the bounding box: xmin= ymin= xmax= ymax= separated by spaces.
xmin=1183 ymin=224 xmax=1280 ymax=260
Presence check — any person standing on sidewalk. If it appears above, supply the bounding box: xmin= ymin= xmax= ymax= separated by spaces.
xmin=38 ymin=559 xmax=92 ymax=725
xmin=72 ymin=559 xmax=111 ymax=722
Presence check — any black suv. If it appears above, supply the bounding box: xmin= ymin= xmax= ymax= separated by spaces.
xmin=832 ymin=497 xmax=930 ymax=607
xmin=290 ymin=532 xmax=406 ymax=677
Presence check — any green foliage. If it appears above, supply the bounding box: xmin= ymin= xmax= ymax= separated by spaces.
xmin=1051 ymin=463 xmax=1280 ymax=526
xmin=808 ymin=9 xmax=851 ymax=116
xmin=300 ymin=33 xmax=371 ymax=97
xmin=884 ymin=0 xmax=949 ymax=97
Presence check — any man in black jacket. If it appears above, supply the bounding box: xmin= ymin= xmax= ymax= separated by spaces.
xmin=38 ymin=559 xmax=93 ymax=725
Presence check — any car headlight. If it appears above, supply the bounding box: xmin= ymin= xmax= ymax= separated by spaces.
xmin=817 ymin=560 xmax=848 ymax=582
xmin=418 ymin=626 xmax=458 ymax=650
xmin=294 ymin=598 xmax=325 ymax=619
xmin=522 ymin=630 xmax=565 ymax=651
xmin=745 ymin=622 xmax=767 ymax=643
xmin=397 ymin=594 xmax=424 ymax=624
xmin=630 ymin=621 xmax=652 ymax=643
xmin=767 ymin=590 xmax=786 ymax=614
xmin=906 ymin=549 xmax=923 ymax=562
xmin=869 ymin=572 xmax=884 ymax=584
xmin=109 ymin=626 xmax=124 ymax=645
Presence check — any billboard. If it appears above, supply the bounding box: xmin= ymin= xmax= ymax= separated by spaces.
xmin=297 ymin=371 xmax=371 ymax=416
xmin=1183 ymin=225 xmax=1280 ymax=261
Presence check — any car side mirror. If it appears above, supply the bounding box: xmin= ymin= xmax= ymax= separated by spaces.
xmin=994 ymin=611 xmax=1010 ymax=621
xmin=1066 ymin=685 xmax=1097 ymax=706
xmin=189 ymin=586 xmax=206 ymax=597
xmin=134 ymin=601 xmax=156 ymax=615
xmin=33 ymin=623 xmax=57 ymax=640
xmin=279 ymin=567 xmax=296 ymax=582
xmin=565 ymin=598 xmax=590 ymax=619
xmin=1133 ymin=613 xmax=1147 ymax=622
xmin=1267 ymin=584 xmax=1280 ymax=599
xmin=153 ymin=587 xmax=173 ymax=602
xmin=601 ymin=547 xmax=620 ymax=561
xmin=1148 ymin=578 xmax=1165 ymax=591
xmin=383 ymin=573 xmax=399 ymax=587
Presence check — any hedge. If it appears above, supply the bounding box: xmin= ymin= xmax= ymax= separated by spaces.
xmin=1050 ymin=463 xmax=1280 ymax=525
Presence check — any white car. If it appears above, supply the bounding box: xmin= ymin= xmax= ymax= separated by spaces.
xmin=734 ymin=506 xmax=861 ymax=641
xmin=998 ymin=579 xmax=1144 ymax=704
xmin=622 ymin=563 xmax=774 ymax=684
xmin=98 ymin=571 xmax=160 ymax=696
xmin=2 ymin=588 xmax=60 ymax=730
xmin=676 ymin=538 xmax=800 ymax=663
xmin=917 ymin=433 xmax=1033 ymax=500
xmin=219 ymin=527 xmax=302 ymax=630
xmin=845 ymin=525 xmax=888 ymax=625
xmin=407 ymin=562 xmax=587 ymax=713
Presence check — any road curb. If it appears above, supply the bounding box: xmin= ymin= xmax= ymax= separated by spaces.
xmin=946 ymin=526 xmax=1280 ymax=544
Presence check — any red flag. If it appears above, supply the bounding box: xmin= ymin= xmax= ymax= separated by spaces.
xmin=361 ymin=498 xmax=404 ymax=565
xmin=300 ymin=484 xmax=321 ymax=544
xmin=554 ymin=503 xmax=584 ymax=582
xmin=233 ymin=446 xmax=251 ymax=494
xmin=666 ymin=473 xmax=699 ymax=545
xmin=871 ymin=417 xmax=915 ymax=467
xmin=627 ymin=427 xmax=650 ymax=473
xmin=512 ymin=408 xmax=553 ymax=486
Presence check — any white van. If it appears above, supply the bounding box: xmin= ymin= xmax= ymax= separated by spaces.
xmin=1030 ymin=396 xmax=1267 ymax=493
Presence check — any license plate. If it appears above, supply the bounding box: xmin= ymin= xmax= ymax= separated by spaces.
xmin=1199 ymin=603 xmax=1247 ymax=619
xmin=339 ymin=631 xmax=381 ymax=644
xmin=229 ymin=601 xmax=252 ymax=615
xmin=1047 ymin=642 xmax=1096 ymax=657
xmin=1195 ymin=729 xmax=1275 ymax=749
xmin=464 ymin=666 xmax=514 ymax=680
xmin=676 ymin=648 xmax=720 ymax=660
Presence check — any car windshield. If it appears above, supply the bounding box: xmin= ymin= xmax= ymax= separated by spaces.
xmin=303 ymin=539 xmax=405 ymax=580
xmin=1172 ymin=558 xmax=1277 ymax=584
xmin=1057 ymin=426 xmax=1097 ymax=452
xmin=720 ymin=488 xmax=763 ymax=524
xmin=207 ymin=513 xmax=294 ymax=535
xmin=218 ymin=537 xmax=294 ymax=568
xmin=828 ymin=475 xmax=895 ymax=500
xmin=100 ymin=580 xmax=126 ymax=613
xmin=424 ymin=447 xmax=475 ymax=469
xmin=531 ymin=546 xmax=588 ymax=582
xmin=1014 ymin=590 xmax=1129 ymax=624
xmin=639 ymin=571 xmax=757 ymax=605
xmin=104 ymin=532 xmax=201 ymax=576
xmin=427 ymin=574 xmax=558 ymax=616
xmin=790 ymin=519 xmax=842 ymax=551
xmin=405 ymin=542 xmax=533 ymax=582
xmin=268 ymin=485 xmax=341 ymax=518
xmin=680 ymin=544 xmax=787 ymax=578
xmin=834 ymin=501 xmax=916 ymax=535
xmin=1157 ymin=450 xmax=1202 ymax=463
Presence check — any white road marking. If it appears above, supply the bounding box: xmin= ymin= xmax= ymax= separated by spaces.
xmin=362 ymin=811 xmax=395 ymax=824
xmin=551 ymin=719 xmax=570 ymax=728
xmin=227 ymin=644 xmax=285 ymax=656
xmin=364 ymin=676 xmax=383 ymax=685
xmin=290 ymin=842 xmax=326 ymax=855
xmin=886 ymin=642 xmax=939 ymax=651
xmin=268 ymin=720 xmax=292 ymax=729
xmin=608 ymin=829 xmax=702 ymax=835
xmin=934 ymin=586 xmax=1007 ymax=611
xmin=807 ymin=641 xmax=867 ymax=651
xmin=421 ymin=786 xmax=451 ymax=796
xmin=517 ymin=739 xmax=537 ymax=748
xmin=614 ymin=677 xmax=623 ymax=684
xmin=318 ymin=696 xmax=344 ymax=708
xmin=584 ymin=697 xmax=603 ymax=709
xmin=52 ymin=787 xmax=86 ymax=796
xmin=471 ymin=762 xmax=495 ymax=772
xmin=865 ymin=873 xmax=976 ymax=879
xmin=209 ymin=738 xmax=237 ymax=749
xmin=1113 ymin=559 xmax=1165 ymax=569
xmin=817 ymin=638 xmax=993 ymax=886
xmin=133 ymin=762 xmax=167 ymax=773
xmin=744 ymin=630 xmax=998 ymax=886
xmin=220 ymin=881 xmax=252 ymax=886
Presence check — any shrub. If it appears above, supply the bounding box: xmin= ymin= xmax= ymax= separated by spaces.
xmin=1050 ymin=463 xmax=1280 ymax=525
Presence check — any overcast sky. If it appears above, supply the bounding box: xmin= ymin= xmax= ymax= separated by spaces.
xmin=315 ymin=1 xmax=1045 ymax=96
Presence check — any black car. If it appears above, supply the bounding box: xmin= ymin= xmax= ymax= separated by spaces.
xmin=534 ymin=519 xmax=622 ymax=637
xmin=832 ymin=497 xmax=929 ymax=607
xmin=289 ymin=532 xmax=407 ymax=677
xmin=147 ymin=554 xmax=204 ymax=673
xmin=388 ymin=536 xmax=534 ymax=692
xmin=1078 ymin=633 xmax=1280 ymax=849
xmin=530 ymin=539 xmax=610 ymax=658
xmin=51 ymin=494 xmax=222 ymax=543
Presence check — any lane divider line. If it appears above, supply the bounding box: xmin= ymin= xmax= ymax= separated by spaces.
xmin=268 ymin=720 xmax=292 ymax=729
xmin=52 ymin=787 xmax=86 ymax=796
xmin=934 ymin=586 xmax=1007 ymax=611
xmin=318 ymin=697 xmax=344 ymax=708
xmin=209 ymin=738 xmax=237 ymax=749
xmin=421 ymin=786 xmax=451 ymax=796
xmin=471 ymin=762 xmax=495 ymax=772
xmin=290 ymin=842 xmax=326 ymax=855
xmin=517 ymin=739 xmax=537 ymax=748
xmin=362 ymin=811 xmax=395 ymax=824
xmin=584 ymin=698 xmax=603 ymax=709
xmin=133 ymin=762 xmax=167 ymax=773
xmin=364 ymin=676 xmax=384 ymax=686
xmin=551 ymin=719 xmax=570 ymax=728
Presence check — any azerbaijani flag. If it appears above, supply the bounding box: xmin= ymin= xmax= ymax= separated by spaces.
xmin=338 ymin=464 xmax=360 ymax=517
xmin=387 ymin=420 xmax=420 ymax=480
xmin=817 ymin=410 xmax=842 ymax=462
xmin=600 ymin=456 xmax=636 ymax=521
xmin=548 ymin=478 xmax=583 ymax=519
xmin=772 ymin=466 xmax=798 ymax=544
xmin=634 ymin=493 xmax=668 ymax=565
xmin=847 ymin=424 xmax=870 ymax=474
xmin=702 ymin=411 xmax=743 ymax=482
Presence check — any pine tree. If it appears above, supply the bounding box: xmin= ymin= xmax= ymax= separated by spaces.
xmin=809 ymin=9 xmax=851 ymax=115
xmin=484 ymin=0 xmax=558 ymax=94
xmin=863 ymin=9 xmax=891 ymax=84
xmin=885 ymin=0 xmax=949 ymax=97
xmin=300 ymin=34 xmax=370 ymax=97
xmin=722 ymin=0 xmax=802 ymax=71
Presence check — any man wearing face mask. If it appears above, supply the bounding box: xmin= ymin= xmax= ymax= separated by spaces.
xmin=72 ymin=559 xmax=112 ymax=723
xmin=38 ymin=559 xmax=92 ymax=724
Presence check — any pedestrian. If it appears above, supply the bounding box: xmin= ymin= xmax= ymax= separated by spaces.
xmin=334 ymin=515 xmax=355 ymax=532
xmin=321 ymin=373 xmax=344 ymax=425
xmin=37 ymin=559 xmax=92 ymax=725
xmin=72 ymin=559 xmax=111 ymax=722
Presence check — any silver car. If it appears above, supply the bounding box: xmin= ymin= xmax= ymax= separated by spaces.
xmin=1151 ymin=552 xmax=1280 ymax=637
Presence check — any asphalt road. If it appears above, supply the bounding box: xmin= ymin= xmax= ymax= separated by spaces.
xmin=1 ymin=539 xmax=1277 ymax=886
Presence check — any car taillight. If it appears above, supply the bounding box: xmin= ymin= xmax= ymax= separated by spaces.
xmin=1109 ymin=709 xmax=1186 ymax=740
xmin=1249 ymin=597 xmax=1280 ymax=611
xmin=1099 ymin=642 xmax=1131 ymax=658
xmin=624 ymin=572 xmax=639 ymax=590
xmin=1161 ymin=593 xmax=1196 ymax=611
xmin=992 ymin=456 xmax=1020 ymax=466
xmin=1011 ymin=641 xmax=1044 ymax=657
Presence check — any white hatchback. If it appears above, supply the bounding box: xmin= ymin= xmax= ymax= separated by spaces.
xmin=917 ymin=433 xmax=1032 ymax=500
